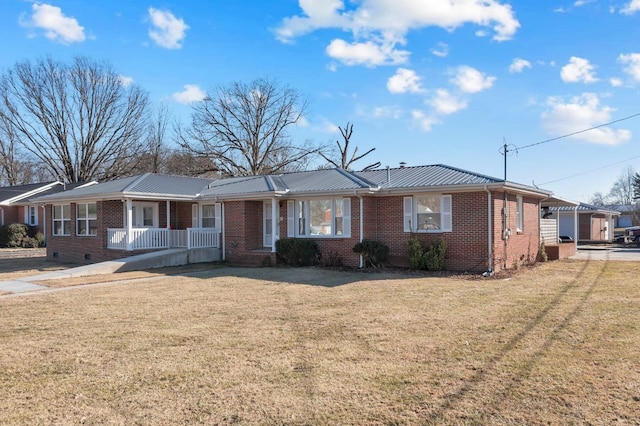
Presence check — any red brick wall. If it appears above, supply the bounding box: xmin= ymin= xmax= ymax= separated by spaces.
xmin=491 ymin=193 xmax=541 ymax=271
xmin=364 ymin=192 xmax=491 ymax=272
xmin=1 ymin=206 xmax=19 ymax=226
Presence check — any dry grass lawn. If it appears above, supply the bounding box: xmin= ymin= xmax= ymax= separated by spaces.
xmin=1 ymin=259 xmax=639 ymax=424
xmin=0 ymin=252 xmax=71 ymax=281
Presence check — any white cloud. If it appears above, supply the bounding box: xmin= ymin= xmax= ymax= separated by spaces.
xmin=326 ymin=38 xmax=409 ymax=66
xmin=560 ymin=56 xmax=598 ymax=83
xmin=450 ymin=65 xmax=496 ymax=93
xmin=277 ymin=0 xmax=519 ymax=68
xmin=172 ymin=84 xmax=206 ymax=104
xmin=618 ymin=53 xmax=640 ymax=81
xmin=610 ymin=77 xmax=623 ymax=87
xmin=372 ymin=106 xmax=403 ymax=119
xmin=411 ymin=110 xmax=440 ymax=132
xmin=118 ymin=75 xmax=134 ymax=87
xmin=574 ymin=0 xmax=595 ymax=6
xmin=621 ymin=0 xmax=640 ymax=14
xmin=428 ymin=89 xmax=468 ymax=115
xmin=431 ymin=42 xmax=449 ymax=58
xmin=541 ymin=93 xmax=631 ymax=145
xmin=387 ymin=68 xmax=423 ymax=94
xmin=20 ymin=3 xmax=85 ymax=44
xmin=148 ymin=7 xmax=189 ymax=49
xmin=509 ymin=58 xmax=531 ymax=73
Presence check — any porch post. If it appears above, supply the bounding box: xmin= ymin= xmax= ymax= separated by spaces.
xmin=271 ymin=197 xmax=277 ymax=252
xmin=166 ymin=201 xmax=171 ymax=247
xmin=126 ymin=198 xmax=133 ymax=251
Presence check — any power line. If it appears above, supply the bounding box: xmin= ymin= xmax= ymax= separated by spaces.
xmin=516 ymin=112 xmax=640 ymax=151
xmin=538 ymin=154 xmax=640 ymax=185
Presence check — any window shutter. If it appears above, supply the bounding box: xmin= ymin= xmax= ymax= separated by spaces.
xmin=192 ymin=204 xmax=199 ymax=228
xmin=441 ymin=195 xmax=452 ymax=232
xmin=287 ymin=200 xmax=295 ymax=237
xmin=214 ymin=203 xmax=221 ymax=231
xmin=342 ymin=198 xmax=351 ymax=237
xmin=403 ymin=196 xmax=413 ymax=232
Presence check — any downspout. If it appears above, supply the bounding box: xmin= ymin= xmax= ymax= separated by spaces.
xmin=484 ymin=186 xmax=493 ymax=276
xmin=221 ymin=202 xmax=226 ymax=260
xmin=358 ymin=194 xmax=364 ymax=268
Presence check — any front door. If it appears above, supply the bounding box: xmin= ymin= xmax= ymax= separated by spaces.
xmin=263 ymin=201 xmax=273 ymax=247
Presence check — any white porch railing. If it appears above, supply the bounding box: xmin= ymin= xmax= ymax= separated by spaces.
xmin=107 ymin=228 xmax=219 ymax=251
xmin=540 ymin=218 xmax=558 ymax=245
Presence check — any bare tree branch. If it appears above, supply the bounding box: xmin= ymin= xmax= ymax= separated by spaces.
xmin=0 ymin=56 xmax=149 ymax=183
xmin=180 ymin=77 xmax=319 ymax=176
xmin=319 ymin=122 xmax=380 ymax=171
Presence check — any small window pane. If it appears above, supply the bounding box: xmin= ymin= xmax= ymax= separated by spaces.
xmin=63 ymin=221 xmax=71 ymax=235
xmin=88 ymin=203 xmax=97 ymax=218
xmin=89 ymin=219 xmax=98 ymax=235
xmin=77 ymin=220 xmax=87 ymax=235
xmin=62 ymin=205 xmax=70 ymax=218
xmin=77 ymin=204 xmax=87 ymax=219
xmin=143 ymin=207 xmax=153 ymax=227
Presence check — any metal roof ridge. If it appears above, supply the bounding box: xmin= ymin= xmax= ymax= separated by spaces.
xmin=433 ymin=163 xmax=502 ymax=182
xmin=122 ymin=173 xmax=152 ymax=192
xmin=335 ymin=168 xmax=378 ymax=189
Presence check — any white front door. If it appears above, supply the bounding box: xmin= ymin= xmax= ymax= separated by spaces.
xmin=263 ymin=201 xmax=273 ymax=247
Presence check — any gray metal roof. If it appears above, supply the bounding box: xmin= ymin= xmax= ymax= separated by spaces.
xmin=31 ymin=164 xmax=552 ymax=203
xmin=355 ymin=164 xmax=501 ymax=189
xmin=34 ymin=174 xmax=213 ymax=202
xmin=551 ymin=202 xmax=621 ymax=214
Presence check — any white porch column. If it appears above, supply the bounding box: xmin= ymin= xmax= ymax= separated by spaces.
xmin=271 ymin=197 xmax=278 ymax=252
xmin=126 ymin=199 xmax=133 ymax=251
xmin=166 ymin=200 xmax=171 ymax=247
xmin=573 ymin=206 xmax=578 ymax=248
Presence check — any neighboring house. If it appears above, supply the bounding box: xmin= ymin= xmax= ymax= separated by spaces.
xmin=545 ymin=202 xmax=620 ymax=242
xmin=605 ymin=204 xmax=639 ymax=229
xmin=34 ymin=164 xmax=573 ymax=272
xmin=0 ymin=181 xmax=97 ymax=237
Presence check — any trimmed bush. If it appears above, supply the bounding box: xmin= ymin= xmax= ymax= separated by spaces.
xmin=353 ymin=239 xmax=389 ymax=268
xmin=275 ymin=238 xmax=319 ymax=266
xmin=0 ymin=223 xmax=42 ymax=248
xmin=407 ymin=236 xmax=447 ymax=271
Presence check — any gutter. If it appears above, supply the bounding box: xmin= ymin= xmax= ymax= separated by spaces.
xmin=357 ymin=194 xmax=364 ymax=268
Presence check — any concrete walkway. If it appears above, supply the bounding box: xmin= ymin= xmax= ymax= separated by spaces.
xmin=570 ymin=245 xmax=640 ymax=261
xmin=0 ymin=248 xmax=217 ymax=295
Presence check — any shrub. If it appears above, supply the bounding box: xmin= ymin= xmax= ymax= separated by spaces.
xmin=353 ymin=239 xmax=389 ymax=268
xmin=537 ymin=241 xmax=548 ymax=262
xmin=320 ymin=250 xmax=342 ymax=268
xmin=0 ymin=223 xmax=42 ymax=248
xmin=407 ymin=236 xmax=447 ymax=271
xmin=275 ymin=238 xmax=319 ymax=266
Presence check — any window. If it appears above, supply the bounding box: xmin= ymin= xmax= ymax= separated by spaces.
xmin=516 ymin=195 xmax=523 ymax=232
xmin=53 ymin=204 xmax=71 ymax=236
xmin=288 ymin=198 xmax=350 ymax=238
xmin=26 ymin=205 xmax=38 ymax=226
xmin=77 ymin=203 xmax=98 ymax=236
xmin=403 ymin=194 xmax=452 ymax=233
xmin=201 ymin=204 xmax=221 ymax=229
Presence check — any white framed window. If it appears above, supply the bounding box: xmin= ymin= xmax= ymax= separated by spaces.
xmin=53 ymin=204 xmax=71 ymax=236
xmin=287 ymin=198 xmax=351 ymax=238
xmin=25 ymin=205 xmax=38 ymax=226
xmin=516 ymin=195 xmax=523 ymax=232
xmin=76 ymin=203 xmax=98 ymax=236
xmin=201 ymin=204 xmax=221 ymax=229
xmin=403 ymin=194 xmax=452 ymax=233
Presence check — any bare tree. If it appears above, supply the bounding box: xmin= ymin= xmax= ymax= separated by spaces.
xmin=179 ymin=77 xmax=318 ymax=176
xmin=608 ymin=165 xmax=636 ymax=205
xmin=319 ymin=122 xmax=380 ymax=171
xmin=0 ymin=56 xmax=149 ymax=183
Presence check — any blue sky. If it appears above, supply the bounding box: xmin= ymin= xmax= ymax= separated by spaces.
xmin=1 ymin=0 xmax=640 ymax=202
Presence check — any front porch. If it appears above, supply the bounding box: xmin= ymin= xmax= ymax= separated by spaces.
xmin=107 ymin=227 xmax=220 ymax=251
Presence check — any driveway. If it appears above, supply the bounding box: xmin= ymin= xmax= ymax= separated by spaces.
xmin=571 ymin=245 xmax=640 ymax=261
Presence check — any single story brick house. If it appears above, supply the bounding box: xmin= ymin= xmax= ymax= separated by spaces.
xmin=33 ymin=164 xmax=574 ymax=272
